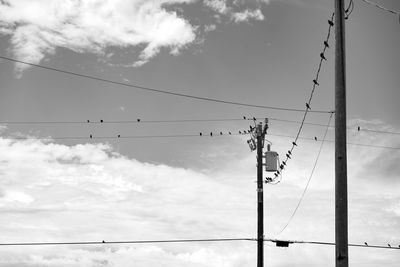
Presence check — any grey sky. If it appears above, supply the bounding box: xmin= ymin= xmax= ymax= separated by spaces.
xmin=0 ymin=0 xmax=399 ymax=266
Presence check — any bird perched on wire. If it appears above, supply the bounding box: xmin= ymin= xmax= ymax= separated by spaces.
xmin=320 ymin=53 xmax=327 ymax=60
xmin=100 ymin=119 xmax=103 ymax=123
xmin=324 ymin=41 xmax=330 ymax=48
xmin=90 ymin=134 xmax=93 ymax=139
xmin=314 ymin=137 xmax=318 ymax=141
xmin=137 ymin=119 xmax=141 ymax=122
xmin=306 ymin=103 xmax=311 ymax=110
xmin=87 ymin=120 xmax=90 ymax=123
xmin=328 ymin=19 xmax=334 ymax=26
xmin=220 ymin=132 xmax=223 ymax=135
xmin=388 ymin=244 xmax=391 ymax=247
xmin=292 ymin=141 xmax=297 ymax=146
xmin=243 ymin=116 xmax=246 ymax=120
xmin=199 ymin=132 xmax=202 ymax=136
xmin=286 ymin=153 xmax=291 ymax=159
xmin=229 ymin=132 xmax=232 ymax=135
xmin=364 ymin=242 xmax=368 ymax=246
xmin=357 ymin=126 xmax=360 ymax=131
xmin=210 ymin=132 xmax=213 ymax=137
xmin=313 ymin=79 xmax=319 ymax=86
xmin=117 ymin=134 xmax=120 ymax=138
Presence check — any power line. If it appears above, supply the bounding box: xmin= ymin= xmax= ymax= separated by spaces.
xmin=359 ymin=0 xmax=400 ymax=16
xmin=2 ymin=133 xmax=399 ymax=150
xmin=265 ymin=238 xmax=400 ymax=250
xmin=2 ymin=117 xmax=399 ymax=136
xmin=275 ymin=113 xmax=333 ymax=235
xmin=271 ymin=13 xmax=336 ymax=181
xmin=0 ymin=237 xmax=397 ymax=250
xmin=0 ymin=238 xmax=254 ymax=247
xmin=0 ymin=55 xmax=332 ymax=114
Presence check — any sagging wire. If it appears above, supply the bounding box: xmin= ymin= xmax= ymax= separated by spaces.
xmin=271 ymin=12 xmax=336 ymax=182
xmin=360 ymin=0 xmax=400 ymax=23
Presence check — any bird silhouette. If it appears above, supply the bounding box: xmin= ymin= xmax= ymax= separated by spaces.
xmin=102 ymin=240 xmax=105 ymax=243
xmin=243 ymin=116 xmax=246 ymax=120
xmin=288 ymin=150 xmax=292 ymax=155
xmin=364 ymin=242 xmax=368 ymax=246
xmin=253 ymin=117 xmax=256 ymax=121
xmin=292 ymin=142 xmax=297 ymax=146
xmin=306 ymin=103 xmax=311 ymax=109
xmin=328 ymin=20 xmax=334 ymax=26
xmin=277 ymin=170 xmax=280 ymax=175
xmin=239 ymin=131 xmax=242 ymax=134
xmin=282 ymin=161 xmax=286 ymax=166
xmin=220 ymin=132 xmax=223 ymax=135
xmin=324 ymin=41 xmax=330 ymax=48
xmin=117 ymin=134 xmax=120 ymax=138
xmin=87 ymin=120 xmax=90 ymax=123
xmin=280 ymin=164 xmax=284 ymax=170
xmin=314 ymin=137 xmax=318 ymax=141
xmin=229 ymin=132 xmax=232 ymax=135
xmin=388 ymin=244 xmax=391 ymax=247
xmin=200 ymin=132 xmax=202 ymax=136
xmin=313 ymin=79 xmax=319 ymax=86
xmin=90 ymin=134 xmax=92 ymax=139
xmin=137 ymin=119 xmax=141 ymax=122
xmin=357 ymin=126 xmax=360 ymax=131
xmin=210 ymin=132 xmax=213 ymax=137
xmin=320 ymin=53 xmax=327 ymax=60
xmin=286 ymin=153 xmax=291 ymax=159
xmin=100 ymin=119 xmax=103 ymax=123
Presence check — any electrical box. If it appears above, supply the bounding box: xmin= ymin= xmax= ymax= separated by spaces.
xmin=265 ymin=151 xmax=278 ymax=172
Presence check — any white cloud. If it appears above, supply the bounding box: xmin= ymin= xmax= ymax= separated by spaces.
xmin=0 ymin=0 xmax=197 ymax=73
xmin=232 ymin=9 xmax=264 ymax=23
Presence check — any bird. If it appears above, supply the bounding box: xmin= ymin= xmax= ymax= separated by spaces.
xmin=239 ymin=131 xmax=242 ymax=134
xmin=280 ymin=164 xmax=284 ymax=170
xmin=220 ymin=132 xmax=223 ymax=135
xmin=388 ymin=244 xmax=391 ymax=247
xmin=320 ymin=53 xmax=327 ymax=60
xmin=249 ymin=125 xmax=254 ymax=131
xmin=328 ymin=20 xmax=334 ymax=26
xmin=286 ymin=153 xmax=291 ymax=159
xmin=253 ymin=117 xmax=256 ymax=121
xmin=324 ymin=41 xmax=330 ymax=48
xmin=229 ymin=132 xmax=232 ymax=135
xmin=364 ymin=242 xmax=368 ymax=246
xmin=277 ymin=170 xmax=280 ymax=175
xmin=313 ymin=79 xmax=319 ymax=85
xmin=314 ymin=136 xmax=318 ymax=141
xmin=100 ymin=119 xmax=103 ymax=123
xmin=210 ymin=132 xmax=213 ymax=137
xmin=274 ymin=173 xmax=278 ymax=177
xmin=200 ymin=132 xmax=202 ymax=136
xmin=117 ymin=134 xmax=120 ymax=138
xmin=306 ymin=103 xmax=311 ymax=109
xmin=288 ymin=150 xmax=292 ymax=155
xmin=137 ymin=119 xmax=141 ymax=122
xmin=292 ymin=141 xmax=297 ymax=146
xmin=90 ymin=134 xmax=93 ymax=139
xmin=87 ymin=119 xmax=90 ymax=123
xmin=243 ymin=116 xmax=246 ymax=120
xmin=357 ymin=126 xmax=360 ymax=131
xmin=102 ymin=240 xmax=105 ymax=243
xmin=282 ymin=161 xmax=286 ymax=166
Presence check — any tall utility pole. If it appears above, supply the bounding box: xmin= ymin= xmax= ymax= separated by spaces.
xmin=256 ymin=122 xmax=264 ymax=267
xmin=335 ymin=0 xmax=349 ymax=266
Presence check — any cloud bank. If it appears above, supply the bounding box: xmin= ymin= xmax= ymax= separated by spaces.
xmin=0 ymin=0 xmax=266 ymax=74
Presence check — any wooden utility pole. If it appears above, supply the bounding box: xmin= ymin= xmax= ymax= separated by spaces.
xmin=256 ymin=122 xmax=264 ymax=267
xmin=335 ymin=0 xmax=349 ymax=266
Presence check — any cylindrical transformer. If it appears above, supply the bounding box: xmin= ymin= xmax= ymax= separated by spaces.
xmin=265 ymin=151 xmax=278 ymax=172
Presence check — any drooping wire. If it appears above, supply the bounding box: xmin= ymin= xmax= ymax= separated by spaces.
xmin=345 ymin=0 xmax=355 ymax=19
xmin=275 ymin=113 xmax=333 ymax=236
xmin=1 ymin=131 xmax=399 ymax=150
xmin=0 ymin=237 xmax=397 ymax=250
xmin=0 ymin=55 xmax=332 ymax=114
xmin=359 ymin=0 xmax=400 ymax=17
xmin=272 ymin=13 xmax=336 ymax=181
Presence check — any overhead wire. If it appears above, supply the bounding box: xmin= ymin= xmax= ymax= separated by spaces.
xmin=0 ymin=237 xmax=398 ymax=250
xmin=271 ymin=12 xmax=336 ymax=181
xmin=1 ymin=132 xmax=399 ymax=150
xmin=1 ymin=117 xmax=399 ymax=135
xmin=274 ymin=113 xmax=333 ymax=235
xmin=0 ymin=55 xmax=333 ymax=114
xmin=359 ymin=0 xmax=400 ymax=18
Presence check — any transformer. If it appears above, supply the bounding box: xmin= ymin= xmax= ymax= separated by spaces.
xmin=264 ymin=151 xmax=278 ymax=172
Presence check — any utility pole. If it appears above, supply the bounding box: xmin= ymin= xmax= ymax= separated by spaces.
xmin=335 ymin=0 xmax=349 ymax=266
xmin=256 ymin=122 xmax=264 ymax=267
